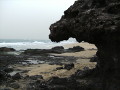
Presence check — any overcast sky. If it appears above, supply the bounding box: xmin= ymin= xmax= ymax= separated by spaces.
xmin=0 ymin=0 xmax=75 ymax=40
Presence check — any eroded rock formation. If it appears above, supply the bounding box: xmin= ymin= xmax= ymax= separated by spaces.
xmin=49 ymin=0 xmax=120 ymax=89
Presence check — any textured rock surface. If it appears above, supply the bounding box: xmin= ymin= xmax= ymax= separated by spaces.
xmin=23 ymin=46 xmax=84 ymax=55
xmin=49 ymin=0 xmax=120 ymax=89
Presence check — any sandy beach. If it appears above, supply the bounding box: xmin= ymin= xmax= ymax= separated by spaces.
xmin=0 ymin=42 xmax=98 ymax=90
xmin=11 ymin=42 xmax=97 ymax=80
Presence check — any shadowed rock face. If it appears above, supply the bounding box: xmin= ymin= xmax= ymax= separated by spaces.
xmin=49 ymin=0 xmax=120 ymax=89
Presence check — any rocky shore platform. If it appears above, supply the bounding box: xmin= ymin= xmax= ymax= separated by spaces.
xmin=0 ymin=42 xmax=97 ymax=90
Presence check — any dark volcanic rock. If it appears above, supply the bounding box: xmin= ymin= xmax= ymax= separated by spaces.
xmin=52 ymin=46 xmax=64 ymax=50
xmin=26 ymin=77 xmax=81 ymax=90
xmin=64 ymin=63 xmax=74 ymax=70
xmin=48 ymin=77 xmax=80 ymax=90
xmin=90 ymin=55 xmax=98 ymax=62
xmin=23 ymin=48 xmax=64 ymax=55
xmin=52 ymin=46 xmax=64 ymax=53
xmin=74 ymin=69 xmax=94 ymax=78
xmin=12 ymin=73 xmax=22 ymax=80
xmin=49 ymin=0 xmax=120 ymax=89
xmin=49 ymin=62 xmax=63 ymax=65
xmin=0 ymin=55 xmax=26 ymax=67
xmin=4 ymin=68 xmax=14 ymax=73
xmin=23 ymin=46 xmax=84 ymax=55
xmin=48 ymin=77 xmax=68 ymax=85
xmin=0 ymin=47 xmax=15 ymax=52
xmin=8 ymin=83 xmax=20 ymax=89
xmin=29 ymin=75 xmax=43 ymax=80
xmin=23 ymin=49 xmax=52 ymax=55
xmin=0 ymin=70 xmax=10 ymax=84
xmin=67 ymin=46 xmax=84 ymax=52
xmin=56 ymin=67 xmax=64 ymax=70
xmin=26 ymin=80 xmax=48 ymax=90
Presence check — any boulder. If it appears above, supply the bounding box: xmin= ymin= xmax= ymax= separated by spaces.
xmin=52 ymin=46 xmax=64 ymax=53
xmin=67 ymin=46 xmax=84 ymax=52
xmin=64 ymin=63 xmax=74 ymax=70
xmin=12 ymin=73 xmax=22 ymax=80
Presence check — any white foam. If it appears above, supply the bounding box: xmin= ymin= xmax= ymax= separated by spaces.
xmin=0 ymin=39 xmax=76 ymax=50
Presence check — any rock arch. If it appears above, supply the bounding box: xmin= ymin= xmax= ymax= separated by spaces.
xmin=49 ymin=0 xmax=120 ymax=89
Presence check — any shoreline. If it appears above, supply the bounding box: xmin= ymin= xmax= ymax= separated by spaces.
xmin=0 ymin=42 xmax=97 ymax=89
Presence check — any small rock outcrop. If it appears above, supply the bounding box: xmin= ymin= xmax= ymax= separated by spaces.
xmin=12 ymin=73 xmax=22 ymax=80
xmin=67 ymin=46 xmax=84 ymax=52
xmin=49 ymin=0 xmax=120 ymax=89
xmin=64 ymin=63 xmax=74 ymax=70
xmin=0 ymin=47 xmax=15 ymax=52
xmin=23 ymin=46 xmax=84 ymax=55
xmin=52 ymin=46 xmax=64 ymax=50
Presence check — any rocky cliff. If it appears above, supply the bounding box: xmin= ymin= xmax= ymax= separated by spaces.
xmin=49 ymin=0 xmax=120 ymax=89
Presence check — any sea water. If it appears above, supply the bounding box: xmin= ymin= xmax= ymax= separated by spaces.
xmin=0 ymin=38 xmax=76 ymax=50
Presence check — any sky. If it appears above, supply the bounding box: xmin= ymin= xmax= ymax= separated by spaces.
xmin=0 ymin=0 xmax=76 ymax=40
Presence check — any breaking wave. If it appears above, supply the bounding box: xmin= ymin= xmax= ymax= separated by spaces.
xmin=0 ymin=39 xmax=76 ymax=50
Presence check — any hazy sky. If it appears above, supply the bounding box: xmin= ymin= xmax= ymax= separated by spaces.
xmin=0 ymin=0 xmax=76 ymax=40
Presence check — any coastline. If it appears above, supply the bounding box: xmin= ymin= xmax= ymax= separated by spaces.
xmin=0 ymin=42 xmax=97 ymax=89
xmin=10 ymin=42 xmax=97 ymax=79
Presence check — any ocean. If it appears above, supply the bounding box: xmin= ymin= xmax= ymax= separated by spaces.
xmin=0 ymin=39 xmax=76 ymax=50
